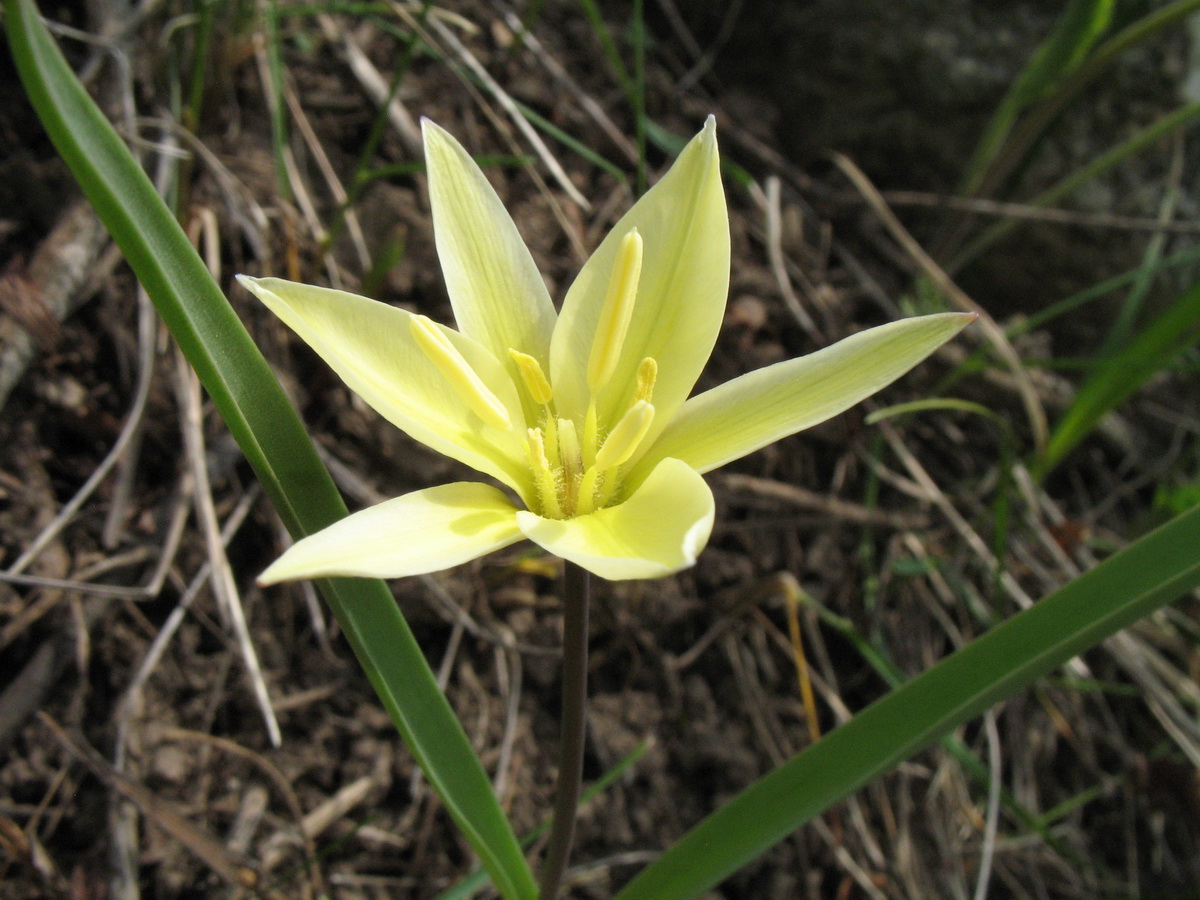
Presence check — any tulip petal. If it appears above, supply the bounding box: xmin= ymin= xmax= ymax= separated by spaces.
xmin=634 ymin=313 xmax=975 ymax=480
xmin=550 ymin=117 xmax=729 ymax=431
xmin=259 ymin=482 xmax=524 ymax=583
xmin=239 ymin=276 xmax=533 ymax=501
xmin=516 ymin=458 xmax=714 ymax=580
xmin=423 ymin=120 xmax=558 ymax=373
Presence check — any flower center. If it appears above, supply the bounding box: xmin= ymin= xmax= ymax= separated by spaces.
xmin=411 ymin=228 xmax=657 ymax=519
xmin=517 ymin=371 xmax=656 ymax=518
xmin=514 ymin=229 xmax=657 ymax=519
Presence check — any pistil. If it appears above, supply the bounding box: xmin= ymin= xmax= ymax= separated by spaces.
xmin=556 ymin=418 xmax=583 ymax=515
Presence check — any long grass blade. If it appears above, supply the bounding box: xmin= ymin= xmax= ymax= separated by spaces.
xmin=954 ymin=96 xmax=1200 ymax=270
xmin=614 ymin=502 xmax=1200 ymax=899
xmin=966 ymin=0 xmax=1200 ymax=207
xmin=1041 ymin=276 xmax=1200 ymax=473
xmin=2 ymin=2 xmax=536 ymax=896
xmin=961 ymin=0 xmax=1113 ymax=195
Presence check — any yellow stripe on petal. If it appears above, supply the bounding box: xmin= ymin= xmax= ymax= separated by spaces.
xmin=516 ymin=458 xmax=714 ymax=580
xmin=259 ymin=482 xmax=523 ymax=583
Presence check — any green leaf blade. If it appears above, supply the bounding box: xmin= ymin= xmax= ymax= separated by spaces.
xmin=1043 ymin=276 xmax=1200 ymax=473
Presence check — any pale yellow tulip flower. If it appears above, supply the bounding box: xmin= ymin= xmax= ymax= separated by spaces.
xmin=240 ymin=118 xmax=972 ymax=582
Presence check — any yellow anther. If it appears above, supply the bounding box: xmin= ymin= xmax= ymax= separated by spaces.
xmin=594 ymin=400 xmax=655 ymax=469
xmin=526 ymin=428 xmax=563 ymax=519
xmin=508 ymin=349 xmax=555 ymax=406
xmin=634 ymin=356 xmax=658 ymax=403
xmin=587 ymin=229 xmax=643 ymax=392
xmin=410 ymin=315 xmax=512 ymax=431
xmin=582 ymin=402 xmax=599 ymax=468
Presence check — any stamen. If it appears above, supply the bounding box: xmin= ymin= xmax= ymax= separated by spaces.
xmin=508 ymin=349 xmax=555 ymax=405
xmin=526 ymin=428 xmax=563 ymax=519
xmin=575 ymin=465 xmax=603 ymax=517
xmin=410 ymin=315 xmax=512 ymax=430
xmin=582 ymin=402 xmax=599 ymax=469
xmin=594 ymin=400 xmax=655 ymax=469
xmin=634 ymin=357 xmax=658 ymax=403
xmin=587 ymin=229 xmax=643 ymax=392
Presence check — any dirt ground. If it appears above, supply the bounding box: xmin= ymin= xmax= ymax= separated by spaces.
xmin=2 ymin=2 xmax=1200 ymax=898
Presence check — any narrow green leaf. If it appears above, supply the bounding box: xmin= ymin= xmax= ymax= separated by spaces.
xmin=2 ymin=2 xmax=535 ymax=896
xmin=512 ymin=99 xmax=628 ymax=182
xmin=615 ymin=503 xmax=1200 ymax=900
xmin=1012 ymin=242 xmax=1200 ymax=336
xmin=966 ymin=0 xmax=1200 ymax=207
xmin=576 ymin=0 xmax=633 ymax=99
xmin=800 ymin=593 xmax=1082 ymax=863
xmin=1042 ymin=277 xmax=1200 ymax=473
xmin=962 ymin=0 xmax=1113 ymax=194
xmin=955 ymin=96 xmax=1200 ymax=269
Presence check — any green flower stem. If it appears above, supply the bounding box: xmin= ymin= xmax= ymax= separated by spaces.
xmin=538 ymin=561 xmax=591 ymax=900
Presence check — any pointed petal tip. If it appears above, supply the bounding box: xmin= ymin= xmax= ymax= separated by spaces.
xmin=421 ymin=117 xmax=454 ymax=148
xmin=256 ymin=562 xmax=286 ymax=587
xmin=236 ymin=275 xmax=290 ymax=311
xmin=257 ymin=553 xmax=322 ymax=586
xmin=254 ymin=483 xmax=524 ymax=582
xmin=946 ymin=310 xmax=979 ymax=331
xmin=919 ymin=310 xmax=978 ymax=333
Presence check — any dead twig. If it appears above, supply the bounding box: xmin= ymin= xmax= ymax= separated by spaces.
xmin=752 ymin=176 xmax=823 ymax=340
xmin=423 ymin=8 xmax=589 ymax=211
xmin=499 ymin=8 xmax=637 ymax=163
xmin=0 ymin=201 xmax=110 ymax=417
xmin=871 ymin=190 xmax=1200 ymax=235
xmin=718 ymin=472 xmax=928 ymax=530
xmin=38 ymin=713 xmax=261 ymax=891
xmin=173 ymin=344 xmax=281 ymax=746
